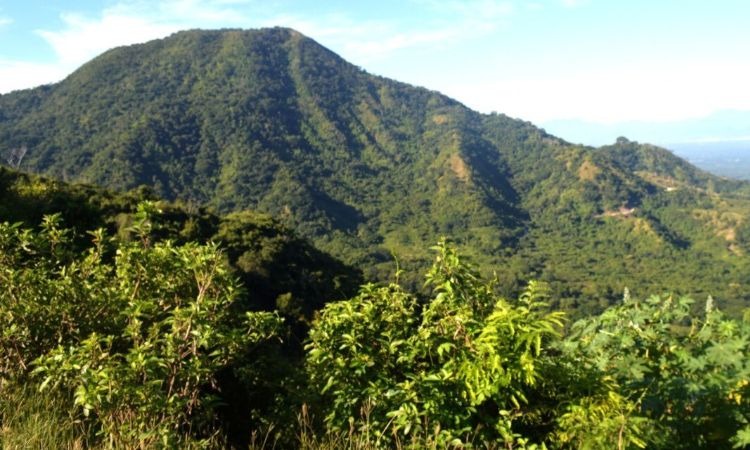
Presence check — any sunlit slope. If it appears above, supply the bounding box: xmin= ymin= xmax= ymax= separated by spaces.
xmin=1 ymin=27 xmax=748 ymax=312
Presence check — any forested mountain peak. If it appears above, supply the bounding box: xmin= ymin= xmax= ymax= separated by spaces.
xmin=1 ymin=27 xmax=749 ymax=313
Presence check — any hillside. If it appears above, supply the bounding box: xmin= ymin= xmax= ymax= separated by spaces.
xmin=1 ymin=27 xmax=749 ymax=313
xmin=0 ymin=166 xmax=361 ymax=319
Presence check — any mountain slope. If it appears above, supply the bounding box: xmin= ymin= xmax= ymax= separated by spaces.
xmin=0 ymin=165 xmax=362 ymax=319
xmin=1 ymin=27 xmax=749 ymax=313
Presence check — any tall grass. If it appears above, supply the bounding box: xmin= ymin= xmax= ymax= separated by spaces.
xmin=2 ymin=387 xmax=498 ymax=449
xmin=247 ymin=403 xmax=501 ymax=450
xmin=0 ymin=384 xmax=90 ymax=449
xmin=0 ymin=384 xmax=225 ymax=449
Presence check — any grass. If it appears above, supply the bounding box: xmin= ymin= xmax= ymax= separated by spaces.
xmin=0 ymin=383 xmax=90 ymax=449
xmin=2 ymin=385 xmax=498 ymax=449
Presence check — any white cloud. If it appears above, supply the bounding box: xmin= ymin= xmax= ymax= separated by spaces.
xmin=409 ymin=0 xmax=514 ymax=35
xmin=524 ymin=2 xmax=544 ymax=11
xmin=440 ymin=60 xmax=750 ymax=124
xmin=214 ymin=0 xmax=255 ymax=4
xmin=36 ymin=12 xmax=179 ymax=66
xmin=0 ymin=0 xmax=514 ymax=93
xmin=34 ymin=0 xmax=262 ymax=68
xmin=0 ymin=5 xmax=10 ymax=27
xmin=560 ymin=0 xmax=589 ymax=8
xmin=415 ymin=0 xmax=513 ymax=18
xmin=263 ymin=1 xmax=515 ymax=65
xmin=258 ymin=14 xmax=390 ymax=41
xmin=0 ymin=0 xmax=261 ymax=93
xmin=256 ymin=14 xmax=400 ymax=63
xmin=0 ymin=60 xmax=69 ymax=93
xmin=151 ymin=0 xmax=254 ymax=24
xmin=13 ymin=0 xmax=741 ymax=130
xmin=260 ymin=13 xmax=470 ymax=64
xmin=342 ymin=29 xmax=460 ymax=60
xmin=17 ymin=0 xmax=467 ymax=91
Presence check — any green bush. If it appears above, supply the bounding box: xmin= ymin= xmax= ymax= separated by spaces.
xmin=0 ymin=204 xmax=283 ymax=447
xmin=559 ymin=291 xmax=750 ymax=449
xmin=306 ymin=241 xmax=564 ymax=447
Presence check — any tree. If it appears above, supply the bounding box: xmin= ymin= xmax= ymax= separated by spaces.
xmin=559 ymin=291 xmax=750 ymax=449
xmin=305 ymin=240 xmax=564 ymax=447
xmin=0 ymin=204 xmax=283 ymax=447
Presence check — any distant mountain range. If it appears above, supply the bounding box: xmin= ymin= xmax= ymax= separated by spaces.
xmin=543 ymin=111 xmax=750 ymax=180
xmin=542 ymin=110 xmax=750 ymax=147
xmin=542 ymin=113 xmax=750 ymax=180
xmin=668 ymin=140 xmax=750 ymax=181
xmin=1 ymin=27 xmax=749 ymax=313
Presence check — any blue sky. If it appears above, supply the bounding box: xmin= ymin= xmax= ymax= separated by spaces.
xmin=1 ymin=0 xmax=749 ymax=145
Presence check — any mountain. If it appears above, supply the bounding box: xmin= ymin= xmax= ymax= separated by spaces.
xmin=0 ymin=165 xmax=362 ymax=320
xmin=1 ymin=27 xmax=749 ymax=314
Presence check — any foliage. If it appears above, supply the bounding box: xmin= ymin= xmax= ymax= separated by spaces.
xmin=553 ymin=388 xmax=656 ymax=450
xmin=0 ymin=166 xmax=362 ymax=320
xmin=306 ymin=243 xmax=750 ymax=449
xmin=2 ymin=212 xmax=750 ymax=448
xmin=0 ymin=207 xmax=283 ymax=447
xmin=0 ymin=167 xmax=361 ymax=446
xmin=306 ymin=240 xmax=564 ymax=447
xmin=0 ymin=214 xmax=115 ymax=381
xmin=559 ymin=290 xmax=750 ymax=449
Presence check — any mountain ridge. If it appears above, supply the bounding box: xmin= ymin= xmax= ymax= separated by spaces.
xmin=1 ymin=27 xmax=749 ymax=313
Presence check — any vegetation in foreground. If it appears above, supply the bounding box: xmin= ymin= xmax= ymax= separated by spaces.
xmin=2 ymin=206 xmax=750 ymax=449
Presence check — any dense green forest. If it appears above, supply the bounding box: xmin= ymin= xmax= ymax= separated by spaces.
xmin=1 ymin=28 xmax=749 ymax=314
xmin=1 ymin=171 xmax=750 ymax=448
xmin=2 ymin=27 xmax=750 ymax=448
